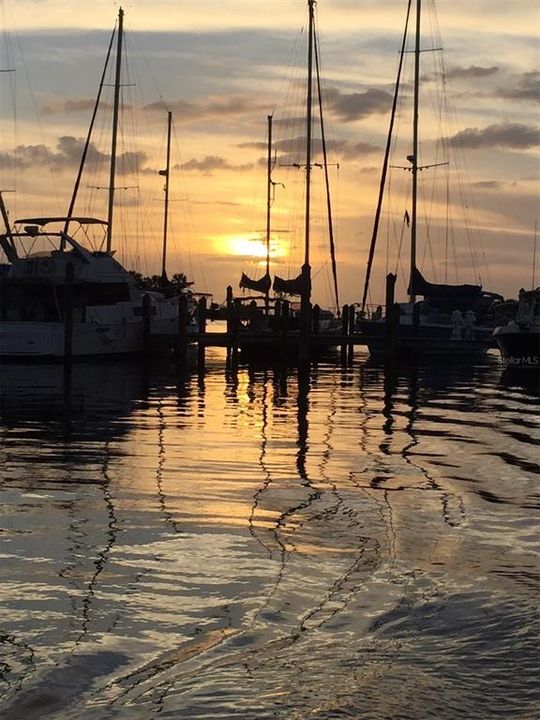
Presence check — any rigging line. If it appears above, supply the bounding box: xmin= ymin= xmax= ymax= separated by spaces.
xmin=445 ymin=154 xmax=449 ymax=282
xmin=394 ymin=214 xmax=408 ymax=286
xmin=314 ymin=25 xmax=340 ymax=316
xmin=272 ymin=24 xmax=305 ymax=118
xmin=435 ymin=7 xmax=487 ymax=286
xmin=12 ymin=23 xmax=61 ymax=211
xmin=419 ymin=179 xmax=438 ymax=282
xmin=64 ymin=26 xmax=116 ymax=238
xmin=532 ymin=220 xmax=538 ymax=290
xmin=360 ymin=0 xmax=413 ymax=315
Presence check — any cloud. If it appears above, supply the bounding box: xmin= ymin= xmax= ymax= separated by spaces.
xmin=447 ymin=65 xmax=500 ymax=79
xmin=0 ymin=136 xmax=147 ymax=174
xmin=42 ymin=98 xmax=113 ymax=115
xmin=237 ymin=136 xmax=380 ymax=160
xmin=497 ymin=70 xmax=540 ymax=102
xmin=324 ymin=87 xmax=392 ymax=122
xmin=179 ymin=156 xmax=254 ymax=174
xmin=145 ymin=95 xmax=266 ymax=123
xmin=472 ymin=181 xmax=504 ymax=189
xmin=450 ymin=123 xmax=540 ymax=149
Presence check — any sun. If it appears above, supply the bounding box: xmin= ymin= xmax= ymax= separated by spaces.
xmin=216 ymin=234 xmax=288 ymax=260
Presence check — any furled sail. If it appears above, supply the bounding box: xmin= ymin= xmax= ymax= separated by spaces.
xmin=239 ymin=271 xmax=271 ymax=294
xmin=408 ymin=267 xmax=481 ymax=300
xmin=273 ymin=267 xmax=311 ymax=297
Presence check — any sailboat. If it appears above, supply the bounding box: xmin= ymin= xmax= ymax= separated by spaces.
xmin=236 ymin=0 xmax=339 ymax=347
xmin=0 ymin=8 xmax=188 ymax=359
xmin=358 ymin=0 xmax=502 ymax=357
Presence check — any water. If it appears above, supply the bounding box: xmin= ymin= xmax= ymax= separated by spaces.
xmin=0 ymin=350 xmax=538 ymax=719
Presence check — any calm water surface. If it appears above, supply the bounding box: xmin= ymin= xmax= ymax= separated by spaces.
xmin=0 ymin=349 xmax=538 ymax=719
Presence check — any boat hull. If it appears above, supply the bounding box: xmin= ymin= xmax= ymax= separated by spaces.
xmin=493 ymin=327 xmax=540 ymax=368
xmin=0 ymin=321 xmax=143 ymax=359
xmin=358 ymin=320 xmax=490 ymax=358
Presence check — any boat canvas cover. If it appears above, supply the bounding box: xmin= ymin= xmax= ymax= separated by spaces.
xmin=239 ymin=272 xmax=271 ymax=294
xmin=408 ymin=267 xmax=482 ymax=300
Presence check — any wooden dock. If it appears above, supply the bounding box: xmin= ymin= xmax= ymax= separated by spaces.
xmin=144 ymin=292 xmax=366 ymax=365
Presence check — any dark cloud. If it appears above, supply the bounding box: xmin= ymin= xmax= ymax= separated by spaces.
xmin=324 ymin=87 xmax=392 ymax=122
xmin=237 ymin=136 xmax=380 ymax=160
xmin=447 ymin=65 xmax=500 ymax=79
xmin=421 ymin=65 xmax=499 ymax=83
xmin=192 ymin=200 xmax=244 ymax=207
xmin=472 ymin=181 xmax=504 ymax=189
xmin=42 ymin=98 xmax=113 ymax=115
xmin=0 ymin=136 xmax=147 ymax=174
xmin=450 ymin=123 xmax=540 ymax=149
xmin=179 ymin=156 xmax=254 ymax=174
xmin=497 ymin=70 xmax=540 ymax=102
xmin=145 ymin=96 xmax=266 ymax=123
xmin=346 ymin=141 xmax=381 ymax=157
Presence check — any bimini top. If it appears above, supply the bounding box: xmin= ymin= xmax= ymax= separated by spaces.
xmin=14 ymin=217 xmax=108 ymax=227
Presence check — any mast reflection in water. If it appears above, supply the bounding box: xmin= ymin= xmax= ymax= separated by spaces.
xmin=0 ymin=352 xmax=538 ymax=719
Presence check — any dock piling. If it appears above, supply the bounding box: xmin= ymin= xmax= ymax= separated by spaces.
xmin=142 ymin=294 xmax=152 ymax=356
xmin=384 ymin=273 xmax=398 ymax=358
xmin=197 ymin=296 xmax=207 ymax=368
xmin=63 ymin=262 xmax=74 ymax=361
xmin=347 ymin=304 xmax=355 ymax=364
xmin=312 ymin=304 xmax=320 ymax=334
xmin=340 ymin=304 xmax=349 ymax=364
xmin=176 ymin=294 xmax=189 ymax=363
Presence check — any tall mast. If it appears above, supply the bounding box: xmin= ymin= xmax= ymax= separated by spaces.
xmin=161 ymin=110 xmax=172 ymax=281
xmin=360 ymin=0 xmax=412 ymax=315
xmin=265 ymin=114 xmax=273 ymax=311
xmin=304 ymin=0 xmax=315 ymax=273
xmin=106 ymin=7 xmax=124 ymax=253
xmin=409 ymin=0 xmax=421 ymax=304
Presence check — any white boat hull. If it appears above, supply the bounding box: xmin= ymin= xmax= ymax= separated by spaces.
xmin=0 ymin=320 xmax=143 ymax=358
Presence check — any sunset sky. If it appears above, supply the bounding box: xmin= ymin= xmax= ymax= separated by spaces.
xmin=0 ymin=0 xmax=538 ymax=307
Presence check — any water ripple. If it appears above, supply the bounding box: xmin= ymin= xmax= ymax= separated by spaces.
xmin=0 ymin=357 xmax=538 ymax=719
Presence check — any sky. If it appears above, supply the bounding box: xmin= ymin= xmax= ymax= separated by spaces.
xmin=0 ymin=0 xmax=538 ymax=307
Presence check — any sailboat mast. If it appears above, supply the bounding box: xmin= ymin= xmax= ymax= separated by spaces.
xmin=360 ymin=0 xmax=412 ymax=315
xmin=265 ymin=114 xmax=273 ymax=310
xmin=161 ymin=110 xmax=172 ymax=281
xmin=304 ymin=0 xmax=315 ymax=274
xmin=106 ymin=7 xmax=124 ymax=253
xmin=409 ymin=0 xmax=421 ymax=304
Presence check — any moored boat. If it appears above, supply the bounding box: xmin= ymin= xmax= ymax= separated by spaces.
xmin=493 ymin=288 xmax=540 ymax=368
xmin=0 ymin=9 xmax=196 ymax=360
xmin=0 ymin=217 xmax=182 ymax=358
xmin=357 ymin=0 xmax=501 ymax=359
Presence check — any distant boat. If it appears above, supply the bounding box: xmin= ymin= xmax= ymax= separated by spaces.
xmin=493 ymin=288 xmax=540 ymax=368
xmin=0 ymin=9 xmax=194 ymax=359
xmin=358 ymin=0 xmax=502 ymax=358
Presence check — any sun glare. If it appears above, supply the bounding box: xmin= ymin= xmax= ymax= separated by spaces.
xmin=217 ymin=235 xmax=288 ymax=260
